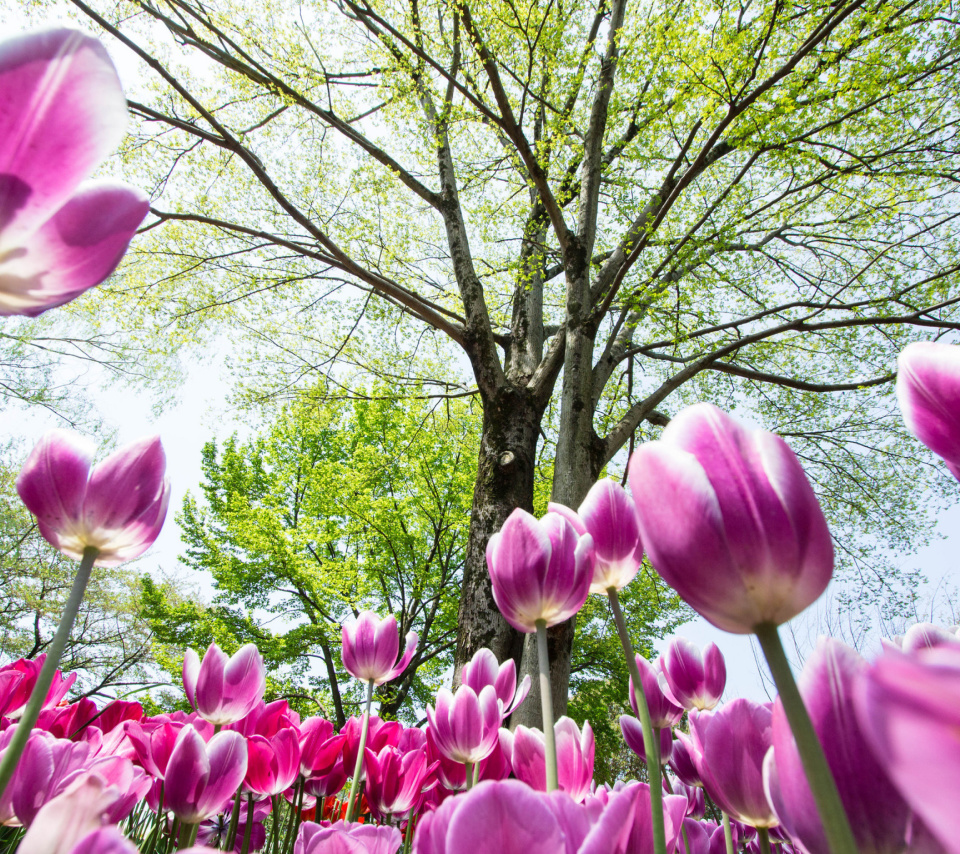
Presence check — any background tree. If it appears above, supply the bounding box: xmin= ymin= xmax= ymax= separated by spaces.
xmin=54 ymin=0 xmax=960 ymax=722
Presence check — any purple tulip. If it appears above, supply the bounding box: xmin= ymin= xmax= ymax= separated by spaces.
xmin=629 ymin=403 xmax=833 ymax=634
xmin=629 ymin=654 xmax=683 ymax=728
xmin=245 ymin=728 xmax=301 ymax=797
xmin=620 ymin=782 xmax=689 ymax=854
xmin=620 ymin=716 xmax=672 ymax=766
xmin=182 ymin=642 xmax=266 ymax=726
xmin=855 ymin=644 xmax=960 ymax=854
xmin=486 ymin=509 xmax=594 ymax=632
xmin=163 ymin=725 xmax=248 ymax=823
xmin=548 ymin=478 xmax=642 ymax=594
xmin=511 ymin=717 xmax=595 ymax=803
xmin=764 ymin=638 xmax=910 ymax=854
xmin=897 ymin=341 xmax=960 ymax=481
xmin=659 ymin=639 xmax=726 ymax=711
xmin=426 ymin=684 xmax=501 ymax=765
xmin=668 ymin=732 xmax=703 ymax=788
xmin=426 ymin=726 xmax=512 ymax=791
xmin=16 ymin=431 xmax=169 ymax=566
xmin=689 ymin=700 xmax=777 ymax=827
xmin=678 ymin=819 xmax=712 ymax=854
xmin=341 ymin=611 xmax=417 ymax=685
xmin=364 ymin=744 xmax=436 ymax=821
xmin=10 ymin=732 xmax=95 ymax=826
xmin=0 ymin=29 xmax=150 ymax=317
xmin=460 ymin=647 xmax=531 ymax=719
xmin=296 ymin=820 xmax=402 ymax=854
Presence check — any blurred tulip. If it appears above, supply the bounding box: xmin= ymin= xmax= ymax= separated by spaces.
xmin=690 ymin=700 xmax=777 ymax=828
xmin=17 ymin=431 xmax=169 ymax=566
xmin=10 ymin=732 xmax=95 ymax=826
xmin=856 ymin=644 xmax=960 ymax=854
xmin=486 ymin=509 xmax=594 ymax=632
xmin=629 ymin=403 xmax=833 ymax=633
xmin=296 ymin=820 xmax=401 ymax=854
xmin=897 ymin=341 xmax=960 ymax=482
xmin=0 ymin=29 xmax=149 ymax=317
xmin=182 ymin=642 xmax=266 ymax=726
xmin=342 ymin=611 xmax=417 ymax=686
xmin=460 ymin=647 xmax=531 ymax=720
xmin=659 ymin=639 xmax=725 ymax=711
xmin=511 ymin=717 xmax=594 ymax=803
xmin=426 ymin=684 xmax=500 ymax=765
xmin=900 ymin=622 xmax=960 ymax=653
xmin=764 ymin=638 xmax=909 ymax=854
xmin=163 ymin=725 xmax=248 ymax=823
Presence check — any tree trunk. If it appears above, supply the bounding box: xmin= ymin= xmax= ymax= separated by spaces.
xmin=452 ymin=386 xmax=543 ymax=685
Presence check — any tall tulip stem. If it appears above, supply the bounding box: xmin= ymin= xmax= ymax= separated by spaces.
xmin=722 ymin=813 xmax=734 ymax=854
xmin=535 ymin=620 xmax=558 ymax=792
xmin=754 ymin=623 xmax=857 ymax=854
xmin=607 ymin=588 xmax=666 ymax=854
xmin=0 ymin=545 xmax=98 ymax=801
xmin=345 ymin=679 xmax=374 ymax=822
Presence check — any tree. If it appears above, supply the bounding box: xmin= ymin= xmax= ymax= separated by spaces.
xmin=0 ymin=446 xmax=161 ymax=700
xmin=144 ymin=389 xmax=476 ymax=724
xmin=61 ymin=0 xmax=960 ymax=721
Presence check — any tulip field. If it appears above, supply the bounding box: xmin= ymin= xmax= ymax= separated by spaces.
xmin=2 ymin=16 xmax=960 ymax=854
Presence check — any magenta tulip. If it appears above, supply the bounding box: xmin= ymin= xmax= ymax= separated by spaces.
xmin=426 ymin=684 xmax=501 ymax=765
xmin=426 ymin=726 xmax=512 ymax=791
xmin=689 ymin=700 xmax=777 ymax=827
xmin=182 ymin=642 xmax=266 ymax=726
xmin=629 ymin=654 xmax=683 ymax=729
xmin=0 ymin=655 xmax=76 ymax=718
xmin=620 ymin=717 xmax=672 ymax=766
xmin=629 ymin=403 xmax=833 ymax=633
xmin=296 ymin=821 xmax=401 ymax=854
xmin=364 ymin=744 xmax=436 ymax=821
xmin=549 ymin=478 xmax=642 ymax=593
xmin=896 ymin=341 xmax=960 ymax=482
xmin=765 ymin=639 xmax=909 ymax=854
xmin=163 ymin=725 xmax=248 ymax=823
xmin=486 ymin=508 xmax=594 ymax=632
xmin=227 ymin=699 xmax=299 ymax=737
xmin=659 ymin=639 xmax=726 ymax=711
xmin=10 ymin=732 xmax=95 ymax=826
xmin=342 ymin=611 xmax=417 ymax=685
xmin=0 ymin=29 xmax=150 ymax=317
xmin=668 ymin=732 xmax=702 ymax=788
xmin=299 ymin=717 xmax=346 ymax=777
xmin=459 ymin=647 xmax=531 ymax=719
xmin=511 ymin=717 xmax=595 ymax=803
xmin=341 ymin=715 xmax=402 ymax=782
xmin=855 ymin=644 xmax=960 ymax=854
xmin=619 ymin=782 xmax=689 ymax=854
xmin=245 ymin=728 xmax=301 ymax=797
xmin=16 ymin=431 xmax=169 ymax=566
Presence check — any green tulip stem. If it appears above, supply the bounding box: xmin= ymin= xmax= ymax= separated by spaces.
xmin=224 ymin=786 xmax=244 ymax=852
xmin=758 ymin=827 xmax=772 ymax=854
xmin=464 ymin=761 xmax=475 ymax=791
xmin=239 ymin=795 xmax=255 ymax=854
xmin=754 ymin=623 xmax=857 ymax=854
xmin=722 ymin=813 xmax=734 ymax=854
xmin=178 ymin=822 xmax=199 ymax=850
xmin=535 ymin=620 xmax=558 ymax=792
xmin=607 ymin=587 xmax=667 ymax=854
xmin=0 ymin=546 xmax=99 ymax=801
xmin=345 ymin=679 xmax=374 ymax=822
xmin=472 ymin=761 xmax=480 ymax=788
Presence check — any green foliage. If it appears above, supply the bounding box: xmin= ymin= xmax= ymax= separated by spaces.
xmin=144 ymin=387 xmax=478 ymax=724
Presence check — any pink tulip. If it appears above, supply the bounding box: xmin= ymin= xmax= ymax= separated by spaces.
xmin=163 ymin=724 xmax=248 ymax=823
xmin=659 ymin=639 xmax=726 ymax=711
xmin=296 ymin=820 xmax=402 ymax=854
xmin=245 ymin=728 xmax=301 ymax=797
xmin=425 ymin=726 xmax=511 ymax=791
xmin=16 ymin=431 xmax=169 ymax=566
xmin=629 ymin=654 xmax=683 ymax=729
xmin=341 ymin=715 xmax=402 ymax=782
xmin=341 ymin=611 xmax=417 ymax=685
xmin=620 ymin=717 xmax=672 ymax=766
xmin=667 ymin=732 xmax=702 ymax=788
xmin=689 ymin=700 xmax=777 ymax=828
xmin=426 ymin=684 xmax=501 ymax=765
xmin=510 ymin=717 xmax=595 ymax=803
xmin=855 ymin=643 xmax=960 ymax=854
xmin=0 ymin=29 xmax=150 ymax=317
xmin=364 ymin=744 xmax=436 ymax=821
xmin=486 ymin=509 xmax=594 ymax=633
xmin=459 ymin=647 xmax=531 ymax=720
xmin=227 ymin=699 xmax=299 ymax=737
xmin=10 ymin=732 xmax=95 ymax=826
xmin=896 ymin=341 xmax=960 ymax=482
xmin=303 ymin=757 xmax=348 ymax=799
xmin=182 ymin=642 xmax=266 ymax=726
xmin=900 ymin=622 xmax=960 ymax=653
xmin=765 ymin=638 xmax=909 ymax=854
xmin=629 ymin=403 xmax=833 ymax=633
xmin=299 ymin=717 xmax=346 ymax=777
xmin=549 ymin=478 xmax=642 ymax=593
xmin=0 ymin=655 xmax=76 ymax=718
